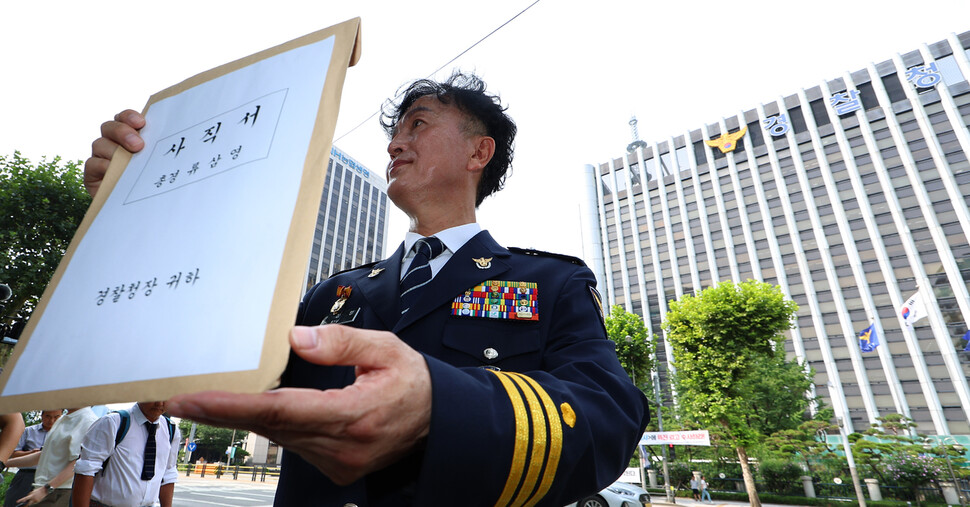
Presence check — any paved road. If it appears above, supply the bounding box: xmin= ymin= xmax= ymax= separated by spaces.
xmin=172 ymin=475 xmax=278 ymax=507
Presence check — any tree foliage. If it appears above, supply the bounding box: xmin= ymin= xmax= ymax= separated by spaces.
xmin=662 ymin=280 xmax=801 ymax=507
xmin=0 ymin=151 xmax=91 ymax=323
xmin=178 ymin=419 xmax=249 ymax=464
xmin=664 ymin=280 xmax=800 ymax=445
xmin=885 ymin=453 xmax=945 ymax=507
xmin=760 ymin=408 xmax=838 ymax=474
xmin=604 ymin=305 xmax=655 ymax=391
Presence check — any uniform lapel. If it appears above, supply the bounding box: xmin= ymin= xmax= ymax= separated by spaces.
xmin=393 ymin=231 xmax=511 ymax=333
xmin=352 ymin=243 xmax=405 ymax=331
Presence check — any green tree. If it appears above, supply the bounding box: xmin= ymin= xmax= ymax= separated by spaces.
xmin=852 ymin=414 xmax=923 ymax=485
xmin=178 ymin=420 xmax=248 ymax=464
xmin=663 ymin=280 xmax=800 ymax=507
xmin=761 ymin=409 xmax=839 ymax=475
xmin=0 ymin=152 xmax=91 ymax=327
xmin=885 ymin=453 xmax=945 ymax=507
xmin=758 ymin=458 xmax=803 ymax=495
xmin=605 ymin=305 xmax=655 ymax=391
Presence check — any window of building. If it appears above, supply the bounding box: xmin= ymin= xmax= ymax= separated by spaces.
xmin=936 ymin=54 xmax=965 ymax=87
xmin=809 ymin=98 xmax=831 ymax=127
xmin=881 ymin=72 xmax=907 ymax=103
xmin=693 ymin=141 xmax=708 ymax=166
xmin=857 ymin=81 xmax=880 ymax=110
xmin=787 ymin=106 xmax=808 ymax=134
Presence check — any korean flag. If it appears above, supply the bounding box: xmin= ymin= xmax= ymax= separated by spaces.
xmin=900 ymin=290 xmax=928 ymax=326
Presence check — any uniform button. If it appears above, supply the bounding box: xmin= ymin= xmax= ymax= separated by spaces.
xmin=343 ymin=504 xmax=358 ymax=507
xmin=484 ymin=348 xmax=498 ymax=360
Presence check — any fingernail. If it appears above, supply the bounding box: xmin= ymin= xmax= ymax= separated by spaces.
xmin=291 ymin=327 xmax=317 ymax=349
xmin=125 ymin=134 xmax=142 ymax=148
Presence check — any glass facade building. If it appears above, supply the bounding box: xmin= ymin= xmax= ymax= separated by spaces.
xmin=583 ymin=31 xmax=970 ymax=437
xmin=304 ymin=145 xmax=390 ymax=292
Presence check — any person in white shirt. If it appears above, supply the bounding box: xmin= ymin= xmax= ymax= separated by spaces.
xmin=4 ymin=410 xmax=63 ymax=507
xmin=6 ymin=407 xmax=98 ymax=506
xmin=73 ymin=402 xmax=181 ymax=507
xmin=700 ymin=475 xmax=712 ymax=503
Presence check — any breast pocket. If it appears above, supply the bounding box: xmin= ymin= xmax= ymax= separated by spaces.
xmin=442 ymin=319 xmax=542 ymax=370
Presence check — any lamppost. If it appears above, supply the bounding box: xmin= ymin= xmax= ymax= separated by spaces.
xmin=826 ymin=383 xmax=866 ymax=507
xmin=650 ymin=370 xmax=675 ymax=504
xmin=924 ymin=437 xmax=965 ymax=507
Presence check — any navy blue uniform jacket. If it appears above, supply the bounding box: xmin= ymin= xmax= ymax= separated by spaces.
xmin=276 ymin=230 xmax=649 ymax=506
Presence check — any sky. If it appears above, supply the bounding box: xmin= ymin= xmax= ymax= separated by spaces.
xmin=3 ymin=0 xmax=970 ymax=260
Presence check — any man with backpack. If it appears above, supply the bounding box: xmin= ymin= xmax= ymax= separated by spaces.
xmin=73 ymin=402 xmax=181 ymax=507
xmin=5 ymin=407 xmax=97 ymax=506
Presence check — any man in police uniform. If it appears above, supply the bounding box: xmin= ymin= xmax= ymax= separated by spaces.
xmin=86 ymin=72 xmax=648 ymax=506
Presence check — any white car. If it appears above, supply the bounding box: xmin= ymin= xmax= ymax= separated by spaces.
xmin=565 ymin=480 xmax=652 ymax=507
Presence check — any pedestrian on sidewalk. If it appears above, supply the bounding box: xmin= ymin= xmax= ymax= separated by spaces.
xmin=690 ymin=476 xmax=701 ymax=501
xmin=700 ymin=475 xmax=712 ymax=503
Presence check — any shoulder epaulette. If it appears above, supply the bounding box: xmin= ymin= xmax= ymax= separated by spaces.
xmin=508 ymin=247 xmax=584 ymax=265
xmin=327 ymin=260 xmax=381 ymax=279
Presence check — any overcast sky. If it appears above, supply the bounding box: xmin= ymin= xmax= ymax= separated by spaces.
xmin=3 ymin=0 xmax=970 ymax=258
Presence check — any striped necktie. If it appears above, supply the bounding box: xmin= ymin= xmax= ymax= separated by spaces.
xmin=400 ymin=237 xmax=446 ymax=315
xmin=141 ymin=422 xmax=157 ymax=481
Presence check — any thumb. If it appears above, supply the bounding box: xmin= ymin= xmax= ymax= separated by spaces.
xmin=290 ymin=325 xmax=401 ymax=369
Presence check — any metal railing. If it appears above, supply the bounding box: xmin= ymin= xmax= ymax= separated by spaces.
xmin=177 ymin=463 xmax=281 ymax=482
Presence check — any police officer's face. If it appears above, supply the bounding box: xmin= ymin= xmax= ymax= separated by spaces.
xmin=41 ymin=410 xmax=62 ymax=431
xmin=385 ymin=96 xmax=482 ymax=213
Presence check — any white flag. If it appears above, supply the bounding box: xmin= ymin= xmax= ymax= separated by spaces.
xmin=900 ymin=290 xmax=928 ymax=326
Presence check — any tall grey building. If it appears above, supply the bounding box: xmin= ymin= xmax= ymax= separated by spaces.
xmin=583 ymin=31 xmax=970 ymax=440
xmin=304 ymin=145 xmax=390 ymax=292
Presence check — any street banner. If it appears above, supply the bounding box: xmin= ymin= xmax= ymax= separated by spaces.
xmin=640 ymin=430 xmax=711 ymax=446
xmin=618 ymin=467 xmax=641 ymax=484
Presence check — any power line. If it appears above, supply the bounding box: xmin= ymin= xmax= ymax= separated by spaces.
xmin=333 ymin=0 xmax=542 ymax=144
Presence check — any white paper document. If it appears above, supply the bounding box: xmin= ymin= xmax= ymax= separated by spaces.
xmin=3 ymin=36 xmax=336 ymax=396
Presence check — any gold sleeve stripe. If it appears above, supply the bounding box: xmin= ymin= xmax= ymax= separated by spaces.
xmin=490 ymin=370 xmax=529 ymax=507
xmin=509 ymin=372 xmax=564 ymax=507
xmin=506 ymin=373 xmax=548 ymax=507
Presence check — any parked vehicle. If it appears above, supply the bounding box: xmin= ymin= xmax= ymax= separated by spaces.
xmin=565 ymin=480 xmax=651 ymax=507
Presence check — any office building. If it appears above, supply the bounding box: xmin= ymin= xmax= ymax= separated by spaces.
xmin=305 ymin=145 xmax=390 ymax=292
xmin=583 ymin=31 xmax=970 ymax=438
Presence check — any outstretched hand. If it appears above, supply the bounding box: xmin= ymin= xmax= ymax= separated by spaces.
xmin=166 ymin=325 xmax=433 ymax=485
xmin=84 ymin=109 xmax=145 ymax=197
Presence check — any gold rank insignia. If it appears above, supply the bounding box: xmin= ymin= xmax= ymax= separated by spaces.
xmin=472 ymin=257 xmax=493 ymax=269
xmin=489 ymin=371 xmax=563 ymax=505
xmin=560 ymin=402 xmax=576 ymax=428
xmin=330 ymin=285 xmax=352 ymax=314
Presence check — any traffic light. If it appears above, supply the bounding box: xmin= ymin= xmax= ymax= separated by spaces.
xmin=667 ymin=444 xmax=676 ymax=461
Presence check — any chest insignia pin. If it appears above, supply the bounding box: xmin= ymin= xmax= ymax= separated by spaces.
xmin=330 ymin=285 xmax=352 ymax=314
xmin=472 ymin=257 xmax=493 ymax=270
xmin=368 ymin=268 xmax=385 ymax=278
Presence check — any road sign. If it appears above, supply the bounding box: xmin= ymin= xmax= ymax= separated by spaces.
xmin=188 ymin=442 xmax=197 ymax=452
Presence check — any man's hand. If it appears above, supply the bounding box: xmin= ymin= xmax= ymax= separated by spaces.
xmin=84 ymin=109 xmax=145 ymax=197
xmin=17 ymin=486 xmax=47 ymax=506
xmin=167 ymin=325 xmax=433 ymax=485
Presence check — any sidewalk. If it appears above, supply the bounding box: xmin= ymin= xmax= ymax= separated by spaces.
xmin=651 ymin=496 xmax=814 ymax=507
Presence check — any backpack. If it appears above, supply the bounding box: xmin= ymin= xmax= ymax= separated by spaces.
xmin=100 ymin=410 xmax=176 ymax=474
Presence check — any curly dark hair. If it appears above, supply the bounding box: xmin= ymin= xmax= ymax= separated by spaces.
xmin=380 ymin=71 xmax=516 ymax=207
